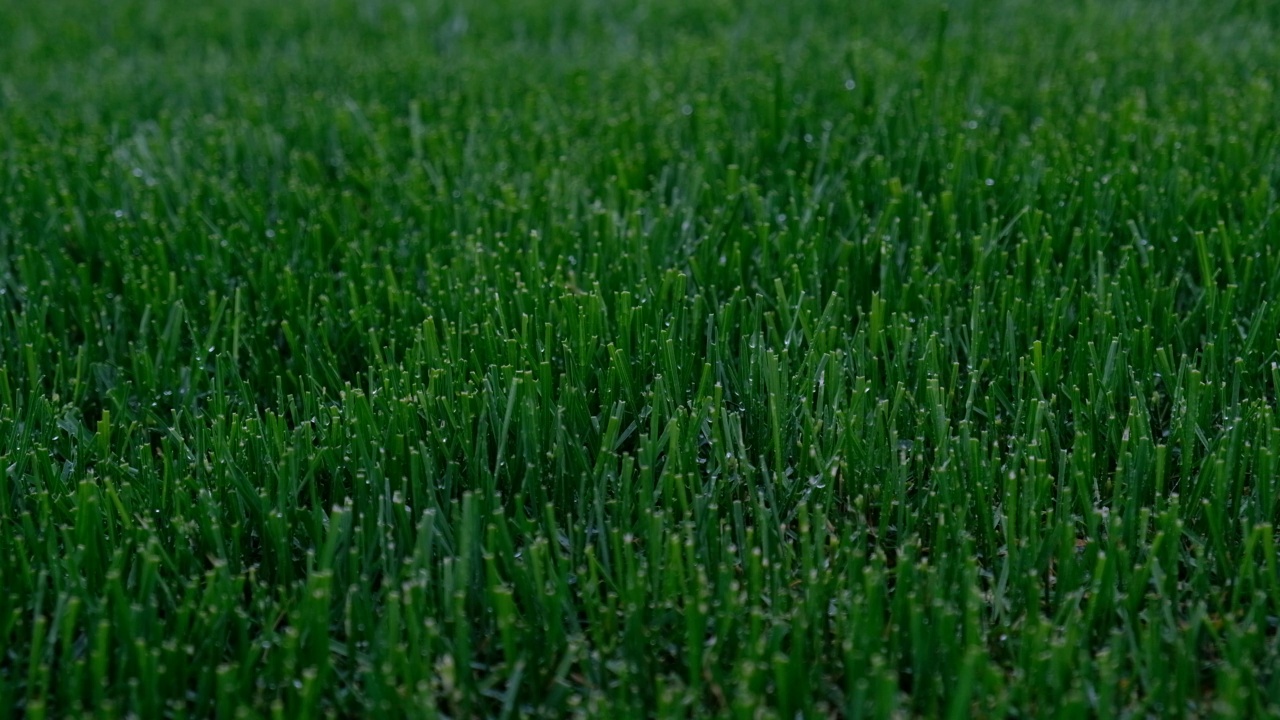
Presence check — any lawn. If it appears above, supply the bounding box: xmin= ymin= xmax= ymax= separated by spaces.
xmin=2 ymin=0 xmax=1279 ymax=717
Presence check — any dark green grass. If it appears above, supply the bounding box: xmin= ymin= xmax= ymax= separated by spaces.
xmin=3 ymin=0 xmax=1280 ymax=716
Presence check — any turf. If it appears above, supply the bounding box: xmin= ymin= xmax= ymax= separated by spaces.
xmin=2 ymin=0 xmax=1280 ymax=717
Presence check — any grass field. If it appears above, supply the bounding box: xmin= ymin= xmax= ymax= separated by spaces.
xmin=3 ymin=0 xmax=1280 ymax=716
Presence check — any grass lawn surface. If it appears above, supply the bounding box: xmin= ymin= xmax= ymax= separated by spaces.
xmin=3 ymin=0 xmax=1280 ymax=717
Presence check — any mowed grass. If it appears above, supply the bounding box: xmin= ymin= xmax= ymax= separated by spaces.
xmin=3 ymin=0 xmax=1280 ymax=716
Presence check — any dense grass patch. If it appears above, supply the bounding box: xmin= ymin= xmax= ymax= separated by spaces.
xmin=3 ymin=0 xmax=1280 ymax=716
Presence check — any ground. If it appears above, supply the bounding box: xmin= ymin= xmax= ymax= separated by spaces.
xmin=2 ymin=0 xmax=1279 ymax=717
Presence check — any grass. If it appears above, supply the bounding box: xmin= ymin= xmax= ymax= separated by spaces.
xmin=2 ymin=0 xmax=1280 ymax=716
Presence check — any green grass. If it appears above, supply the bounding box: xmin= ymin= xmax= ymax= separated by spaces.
xmin=3 ymin=0 xmax=1280 ymax=716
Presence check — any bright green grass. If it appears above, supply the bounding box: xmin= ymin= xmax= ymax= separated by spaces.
xmin=3 ymin=0 xmax=1280 ymax=717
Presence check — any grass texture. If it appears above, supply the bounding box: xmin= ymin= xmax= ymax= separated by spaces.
xmin=3 ymin=0 xmax=1280 ymax=717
